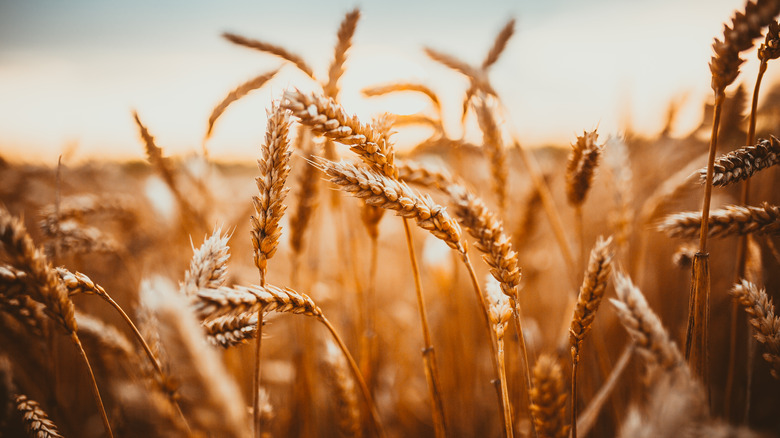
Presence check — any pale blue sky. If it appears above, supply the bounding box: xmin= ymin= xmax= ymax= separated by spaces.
xmin=0 ymin=0 xmax=761 ymax=162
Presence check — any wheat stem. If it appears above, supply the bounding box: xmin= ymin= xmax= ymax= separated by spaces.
xmin=497 ymin=337 xmax=514 ymax=438
xmin=71 ymin=332 xmax=113 ymax=438
xmin=403 ymin=218 xmax=446 ymax=438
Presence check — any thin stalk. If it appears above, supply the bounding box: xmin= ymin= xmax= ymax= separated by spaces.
xmin=101 ymin=294 xmax=192 ymax=433
xmin=726 ymin=59 xmax=767 ymax=419
xmin=461 ymin=252 xmax=509 ymax=428
xmin=576 ymin=344 xmax=634 ymax=437
xmin=513 ymin=299 xmax=537 ymax=438
xmin=359 ymin=237 xmax=379 ymax=390
xmin=253 ymin=263 xmax=267 ymax=438
xmin=513 ymin=140 xmax=576 ymax=286
xmin=319 ymin=315 xmax=386 ymax=438
xmin=687 ymin=91 xmax=724 ymax=394
xmin=71 ymin=332 xmax=113 ymax=438
xmin=402 ymin=218 xmax=446 ymax=438
xmin=497 ymin=337 xmax=514 ymax=438
xmin=253 ymin=310 xmax=263 ymax=438
xmin=697 ymin=91 xmax=725 ymax=253
xmin=571 ymin=361 xmax=579 ymax=438
xmin=575 ymin=206 xmax=585 ymax=279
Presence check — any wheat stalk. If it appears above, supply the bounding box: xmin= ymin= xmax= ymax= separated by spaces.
xmin=731 ymin=280 xmax=780 ymax=378
xmin=658 ymin=203 xmax=780 ymax=239
xmin=222 ymin=32 xmax=314 ymax=79
xmin=361 ymin=82 xmax=442 ymax=117
xmin=485 ymin=277 xmax=514 ymax=438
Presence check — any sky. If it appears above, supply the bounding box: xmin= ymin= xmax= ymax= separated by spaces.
xmin=0 ymin=0 xmax=767 ymax=163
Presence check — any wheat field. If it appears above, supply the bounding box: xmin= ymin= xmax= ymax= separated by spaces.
xmin=1 ymin=3 xmax=780 ymax=438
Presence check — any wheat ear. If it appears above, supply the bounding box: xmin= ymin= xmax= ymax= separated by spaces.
xmin=529 ymin=355 xmax=569 ymax=438
xmin=14 ymin=394 xmax=63 ymax=438
xmin=0 ymin=265 xmax=47 ymax=336
xmin=282 ymin=90 xmax=396 ymax=178
xmin=731 ymin=280 xmax=780 ymax=378
xmin=205 ymin=69 xmax=279 ymax=140
xmin=701 ymin=136 xmax=780 ymax=187
xmin=473 ymin=96 xmax=508 ymax=212
xmin=222 ymin=32 xmax=314 ymax=78
xmin=658 ymin=203 xmax=780 ymax=239
xmin=324 ymin=8 xmax=360 ymax=99
xmin=610 ymin=272 xmax=684 ymax=374
xmin=569 ymin=236 xmax=614 ymax=438
xmin=482 ymin=18 xmax=516 ymax=69
xmin=312 ymin=159 xmax=463 ymax=252
xmin=183 ymin=228 xmax=231 ymax=295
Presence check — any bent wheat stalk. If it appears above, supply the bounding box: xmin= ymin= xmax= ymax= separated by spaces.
xmin=0 ymin=207 xmax=113 ymax=437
